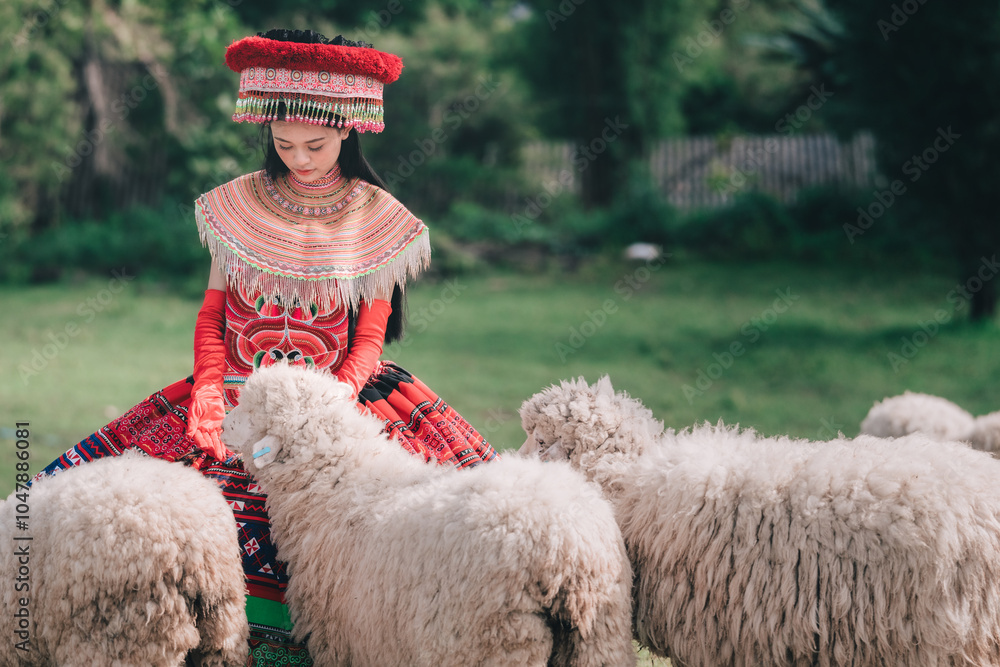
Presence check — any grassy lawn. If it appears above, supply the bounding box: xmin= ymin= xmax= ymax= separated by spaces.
xmin=2 ymin=257 xmax=999 ymax=497
xmin=3 ymin=256 xmax=997 ymax=666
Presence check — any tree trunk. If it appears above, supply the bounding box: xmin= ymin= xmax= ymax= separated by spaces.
xmin=957 ymin=227 xmax=999 ymax=322
xmin=580 ymin=128 xmax=624 ymax=210
xmin=969 ymin=276 xmax=997 ymax=321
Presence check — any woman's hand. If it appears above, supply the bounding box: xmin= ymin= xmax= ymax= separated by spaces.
xmin=187 ymin=384 xmax=230 ymax=459
xmin=186 ymin=272 xmax=232 ymax=460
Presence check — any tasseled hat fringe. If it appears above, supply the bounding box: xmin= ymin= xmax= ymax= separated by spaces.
xmin=233 ymin=91 xmax=385 ymax=132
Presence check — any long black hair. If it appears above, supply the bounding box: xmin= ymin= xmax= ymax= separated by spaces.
xmin=255 ymin=28 xmax=405 ymax=346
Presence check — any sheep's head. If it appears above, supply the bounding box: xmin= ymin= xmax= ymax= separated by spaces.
xmin=860 ymin=391 xmax=975 ymax=441
xmin=221 ymin=362 xmax=357 ymax=470
xmin=969 ymin=411 xmax=1000 ymax=456
xmin=518 ymin=375 xmax=662 ymax=479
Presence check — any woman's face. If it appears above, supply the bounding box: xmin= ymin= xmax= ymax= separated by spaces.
xmin=270 ymin=120 xmax=351 ymax=182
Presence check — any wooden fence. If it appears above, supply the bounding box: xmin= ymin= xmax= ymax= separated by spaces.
xmin=521 ymin=132 xmax=877 ymax=210
xmin=54 ymin=130 xmax=877 ymax=222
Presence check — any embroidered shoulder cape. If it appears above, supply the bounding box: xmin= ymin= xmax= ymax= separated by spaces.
xmin=194 ymin=165 xmax=430 ymax=311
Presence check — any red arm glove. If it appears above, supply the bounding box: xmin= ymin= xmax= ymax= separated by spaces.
xmin=336 ymin=298 xmax=392 ymax=396
xmin=186 ymin=288 xmax=231 ymax=460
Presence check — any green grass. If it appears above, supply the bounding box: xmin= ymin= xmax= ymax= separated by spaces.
xmin=1 ymin=257 xmax=998 ymax=500
xmin=4 ymin=257 xmax=996 ymax=666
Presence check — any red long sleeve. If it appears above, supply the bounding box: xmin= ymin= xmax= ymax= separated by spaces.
xmin=336 ymin=298 xmax=392 ymax=395
xmin=186 ymin=288 xmax=230 ymax=459
xmin=191 ymin=288 xmax=226 ymax=387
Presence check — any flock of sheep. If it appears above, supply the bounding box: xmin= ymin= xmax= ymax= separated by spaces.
xmin=3 ymin=365 xmax=1000 ymax=666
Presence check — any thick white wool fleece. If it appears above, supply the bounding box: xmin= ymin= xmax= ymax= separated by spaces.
xmin=969 ymin=411 xmax=1000 ymax=454
xmin=519 ymin=375 xmax=664 ymax=493
xmin=860 ymin=391 xmax=975 ymax=441
xmin=521 ymin=378 xmax=1000 ymax=667
xmin=0 ymin=450 xmax=247 ymax=667
xmin=223 ymin=363 xmax=635 ymax=667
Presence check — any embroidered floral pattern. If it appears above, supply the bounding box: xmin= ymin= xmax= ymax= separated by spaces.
xmin=222 ymin=280 xmax=349 ymax=412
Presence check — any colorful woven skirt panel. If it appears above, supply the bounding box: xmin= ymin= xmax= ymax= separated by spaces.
xmin=30 ymin=362 xmax=499 ymax=666
xmin=359 ymin=361 xmax=499 ymax=468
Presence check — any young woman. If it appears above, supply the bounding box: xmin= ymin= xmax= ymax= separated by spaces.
xmin=34 ymin=28 xmax=499 ymax=664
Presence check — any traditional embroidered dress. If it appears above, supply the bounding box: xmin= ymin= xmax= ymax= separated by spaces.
xmin=32 ymin=163 xmax=499 ymax=664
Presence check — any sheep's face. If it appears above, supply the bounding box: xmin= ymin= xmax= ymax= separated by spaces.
xmin=520 ymin=426 xmax=569 ymax=462
xmin=220 ymin=362 xmax=355 ymax=470
xmin=222 ymin=402 xmax=278 ymax=469
xmin=518 ymin=375 xmax=662 ymax=474
xmin=970 ymin=411 xmax=1000 ymax=455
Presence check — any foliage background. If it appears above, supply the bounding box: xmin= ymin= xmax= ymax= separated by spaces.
xmin=1 ymin=7 xmax=997 ymax=666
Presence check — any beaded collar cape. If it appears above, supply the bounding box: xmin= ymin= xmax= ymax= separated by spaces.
xmin=194 ymin=163 xmax=429 ymax=312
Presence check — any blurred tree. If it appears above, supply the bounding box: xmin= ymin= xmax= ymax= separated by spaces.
xmin=225 ymin=0 xmax=429 ymax=42
xmin=223 ymin=0 xmax=522 ymax=44
xmin=680 ymin=0 xmax=824 ymax=136
xmin=349 ymin=4 xmax=533 ymax=216
xmin=0 ymin=0 xmax=250 ymax=236
xmin=1 ymin=0 xmax=529 ymax=234
xmin=809 ymin=0 xmax=1000 ymax=320
xmin=509 ymin=0 xmax=703 ymax=209
xmin=0 ymin=0 xmax=82 ymax=231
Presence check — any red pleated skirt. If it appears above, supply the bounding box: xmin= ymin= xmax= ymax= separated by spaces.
xmin=32 ymin=359 xmax=499 ymax=665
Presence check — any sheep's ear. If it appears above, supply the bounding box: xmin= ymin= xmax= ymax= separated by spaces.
xmin=250 ymin=434 xmax=281 ymax=469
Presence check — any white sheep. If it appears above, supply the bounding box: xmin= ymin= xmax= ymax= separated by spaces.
xmin=859 ymin=391 xmax=975 ymax=441
xmin=221 ymin=362 xmax=636 ymax=667
xmin=520 ymin=375 xmax=1000 ymax=667
xmin=0 ymin=450 xmax=248 ymax=667
xmin=860 ymin=392 xmax=1000 ymax=458
xmin=968 ymin=410 xmax=1000 ymax=455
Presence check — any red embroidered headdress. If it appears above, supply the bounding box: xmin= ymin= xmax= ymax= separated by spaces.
xmin=225 ymin=32 xmax=403 ymax=132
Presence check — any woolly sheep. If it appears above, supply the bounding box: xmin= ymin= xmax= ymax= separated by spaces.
xmin=221 ymin=362 xmax=635 ymax=667
xmin=520 ymin=376 xmax=1000 ymax=667
xmin=0 ymin=450 xmax=247 ymax=667
xmin=861 ymin=392 xmax=1000 ymax=458
xmin=859 ymin=391 xmax=975 ymax=441
xmin=969 ymin=410 xmax=1000 ymax=455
